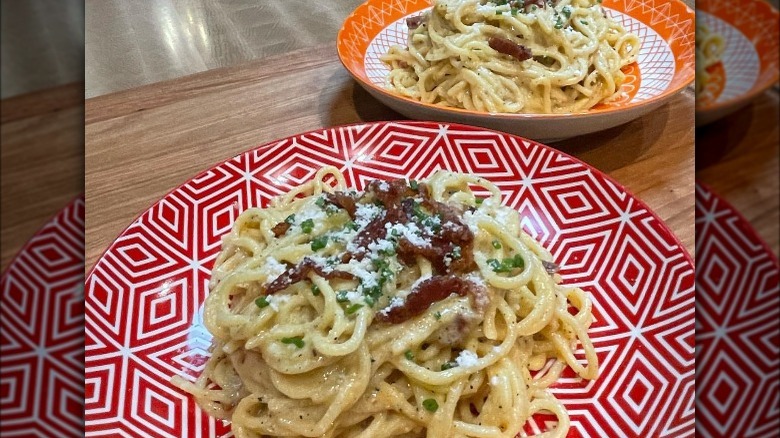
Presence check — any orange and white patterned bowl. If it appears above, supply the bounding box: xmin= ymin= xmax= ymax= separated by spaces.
xmin=337 ymin=0 xmax=695 ymax=142
xmin=696 ymin=0 xmax=780 ymax=126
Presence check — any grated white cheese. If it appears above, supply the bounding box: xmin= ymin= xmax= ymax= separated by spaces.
xmin=455 ymin=350 xmax=479 ymax=368
xmin=344 ymin=290 xmax=363 ymax=304
xmin=355 ymin=203 xmax=382 ymax=229
xmin=385 ymin=222 xmax=429 ymax=247
xmin=380 ymin=296 xmax=405 ymax=316
xmin=490 ymin=375 xmax=501 ymax=386
xmin=306 ymin=254 xmax=333 ymax=273
xmin=378 ymin=181 xmax=390 ymax=191
xmin=291 ymin=203 xmax=327 ymax=232
xmin=262 ymin=257 xmax=288 ymax=279
xmin=367 ymin=238 xmax=395 ymax=259
xmin=266 ymin=294 xmax=291 ymax=312
xmin=345 ymin=257 xmax=379 ymax=288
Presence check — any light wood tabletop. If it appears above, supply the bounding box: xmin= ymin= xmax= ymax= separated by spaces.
xmin=85 ymin=44 xmax=695 ymax=272
xmin=0 ymin=83 xmax=84 ymax=272
xmin=696 ymin=89 xmax=780 ymax=256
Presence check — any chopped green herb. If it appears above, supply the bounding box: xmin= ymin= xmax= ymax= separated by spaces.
xmin=450 ymin=246 xmax=462 ymax=260
xmin=412 ymin=201 xmax=428 ymax=220
xmin=345 ymin=220 xmax=359 ymax=231
xmin=487 ymin=254 xmax=525 ymax=273
xmin=315 ymin=197 xmax=326 ymax=208
xmin=379 ymin=246 xmax=396 ymax=256
xmin=580 ymin=20 xmax=588 ymax=25
xmin=311 ymin=236 xmax=328 ymax=251
xmin=434 ymin=311 xmax=442 ymax=320
xmin=325 ymin=204 xmax=339 ymax=216
xmin=281 ymin=337 xmax=304 ymax=348
xmin=372 ymin=258 xmax=389 ymax=270
xmin=475 ymin=197 xmax=485 ymax=205
xmin=409 ymin=179 xmax=419 ymax=190
xmin=311 ymin=284 xmax=321 ymax=296
xmin=495 ymin=10 xmax=502 ymax=15
xmin=555 ymin=15 xmax=564 ymax=29
xmin=336 ymin=291 xmax=350 ymax=302
xmin=346 ymin=303 xmax=363 ymax=315
xmin=363 ymin=285 xmax=383 ymax=304
xmin=300 ymin=219 xmax=315 ymax=233
xmin=422 ymin=399 xmax=439 ymax=412
xmin=405 ymin=350 xmax=415 ymax=360
xmin=284 ymin=214 xmax=296 ymax=225
xmin=255 ymin=296 xmax=270 ymax=308
xmin=561 ymin=6 xmax=572 ymax=18
xmin=492 ymin=240 xmax=502 ymax=249
xmin=441 ymin=361 xmax=457 ymax=371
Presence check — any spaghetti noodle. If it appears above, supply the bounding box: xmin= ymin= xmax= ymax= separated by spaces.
xmin=381 ymin=0 xmax=639 ymax=113
xmin=173 ymin=167 xmax=598 ymax=437
xmin=695 ymin=23 xmax=726 ymax=100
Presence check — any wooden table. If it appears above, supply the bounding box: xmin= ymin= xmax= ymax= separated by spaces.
xmin=85 ymin=44 xmax=695 ymax=272
xmin=696 ymin=89 xmax=780 ymax=256
xmin=0 ymin=83 xmax=84 ymax=272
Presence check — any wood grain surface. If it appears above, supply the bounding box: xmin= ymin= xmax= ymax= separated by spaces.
xmin=0 ymin=82 xmax=84 ymax=271
xmin=696 ymin=89 xmax=780 ymax=256
xmin=85 ymin=44 xmax=695 ymax=272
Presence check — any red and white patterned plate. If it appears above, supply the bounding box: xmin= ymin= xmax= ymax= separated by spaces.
xmin=0 ymin=196 xmax=85 ymax=437
xmin=84 ymin=122 xmax=694 ymax=437
xmin=695 ymin=183 xmax=779 ymax=437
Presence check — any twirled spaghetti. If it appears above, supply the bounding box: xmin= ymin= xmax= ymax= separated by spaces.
xmin=173 ymin=167 xmax=598 ymax=437
xmin=695 ymin=23 xmax=726 ymax=100
xmin=381 ymin=0 xmax=639 ymax=113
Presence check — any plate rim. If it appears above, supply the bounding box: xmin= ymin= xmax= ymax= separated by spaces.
xmin=696 ymin=181 xmax=779 ymax=266
xmin=1 ymin=194 xmax=85 ymax=279
xmin=335 ymin=0 xmax=696 ymax=120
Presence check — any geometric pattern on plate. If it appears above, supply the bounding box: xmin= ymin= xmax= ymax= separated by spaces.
xmin=695 ymin=183 xmax=780 ymax=438
xmin=1 ymin=196 xmax=85 ymax=437
xmin=84 ymin=122 xmax=694 ymax=437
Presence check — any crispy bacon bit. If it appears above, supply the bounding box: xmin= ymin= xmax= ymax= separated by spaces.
xmin=376 ymin=275 xmax=482 ymax=324
xmin=271 ymin=221 xmax=290 ymax=237
xmin=542 ymin=260 xmax=560 ymax=275
xmin=488 ymin=37 xmax=532 ymax=62
xmin=524 ymin=0 xmax=547 ymax=11
xmin=406 ymin=15 xmax=426 ymax=29
xmin=368 ymin=178 xmax=415 ymax=208
xmin=265 ymin=257 xmax=354 ymax=294
xmin=324 ymin=192 xmax=358 ymax=218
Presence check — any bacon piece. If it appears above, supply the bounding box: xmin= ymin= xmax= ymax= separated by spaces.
xmin=416 ymin=184 xmax=477 ymax=273
xmin=406 ymin=15 xmax=426 ymax=30
xmin=265 ymin=257 xmax=354 ymax=294
xmin=325 ymin=192 xmax=358 ymax=218
xmin=271 ymin=221 xmax=290 ymax=237
xmin=542 ymin=260 xmax=560 ymax=275
xmin=376 ymin=275 xmax=482 ymax=324
xmin=488 ymin=37 xmax=532 ymax=62
xmin=367 ymin=178 xmax=415 ymax=208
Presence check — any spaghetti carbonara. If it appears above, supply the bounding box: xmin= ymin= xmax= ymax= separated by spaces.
xmin=381 ymin=0 xmax=639 ymax=113
xmin=695 ymin=23 xmax=726 ymax=100
xmin=173 ymin=167 xmax=598 ymax=437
